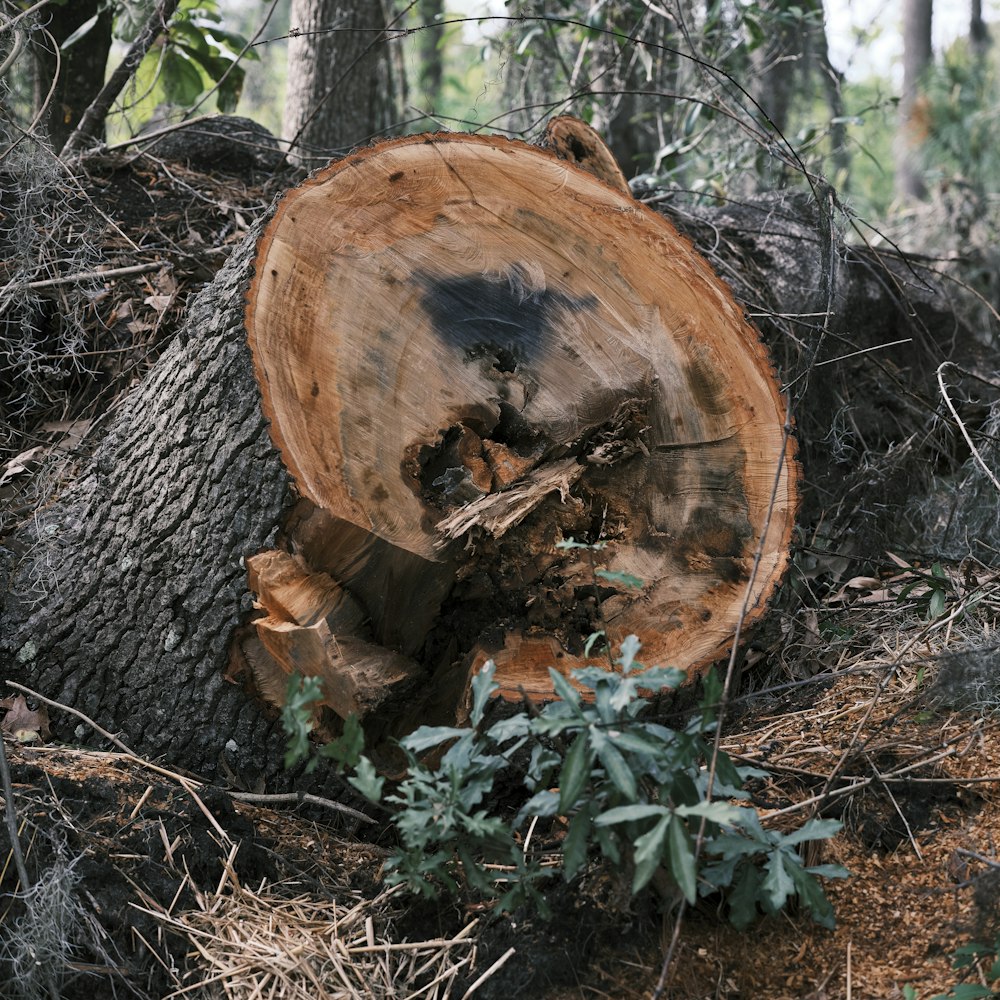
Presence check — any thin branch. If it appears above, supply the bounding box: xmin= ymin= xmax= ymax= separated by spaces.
xmin=5 ymin=683 xmax=374 ymax=825
xmin=955 ymin=848 xmax=1000 ymax=870
xmin=0 ymin=732 xmax=31 ymax=892
xmin=0 ymin=25 xmax=60 ymax=163
xmin=0 ymin=0 xmax=53 ymax=36
xmin=62 ymin=0 xmax=182 ymax=156
xmin=0 ymin=23 xmax=25 ymax=78
xmin=6 ymin=261 xmax=169 ymax=295
xmin=228 ymin=791 xmax=375 ymax=825
xmin=938 ymin=361 xmax=1000 ymax=495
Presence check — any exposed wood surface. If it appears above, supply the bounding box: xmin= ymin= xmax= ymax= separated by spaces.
xmin=244 ymin=124 xmax=797 ymax=716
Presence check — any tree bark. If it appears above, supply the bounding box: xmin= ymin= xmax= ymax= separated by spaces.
xmin=283 ymin=0 xmax=396 ymax=166
xmin=1 ymin=121 xmax=796 ymax=779
xmin=896 ymin=0 xmax=933 ymax=202
xmin=1 ymin=227 xmax=295 ymax=783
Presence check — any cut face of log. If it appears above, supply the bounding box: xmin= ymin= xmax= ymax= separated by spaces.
xmin=245 ymin=123 xmax=796 ymax=718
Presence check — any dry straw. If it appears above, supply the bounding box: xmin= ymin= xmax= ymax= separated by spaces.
xmin=137 ymin=869 xmax=502 ymax=1000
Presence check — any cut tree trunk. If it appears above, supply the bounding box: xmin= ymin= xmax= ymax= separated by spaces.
xmin=1 ymin=119 xmax=795 ymax=780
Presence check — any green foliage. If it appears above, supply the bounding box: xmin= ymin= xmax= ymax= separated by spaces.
xmin=398 ymin=7 xmax=505 ymax=133
xmin=280 ymin=673 xmax=324 ymax=771
xmin=904 ymin=933 xmax=1000 ymax=999
xmin=923 ymin=40 xmax=1000 ymax=197
xmin=897 ymin=561 xmax=954 ymax=622
xmin=500 ymin=1 xmax=852 ymax=195
xmin=284 ymin=645 xmax=847 ymax=927
xmin=115 ymin=0 xmax=256 ymax=132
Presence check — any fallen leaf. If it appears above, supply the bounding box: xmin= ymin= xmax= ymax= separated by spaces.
xmin=0 ymin=695 xmax=50 ymax=741
xmin=0 ymin=446 xmax=44 ymax=487
xmin=143 ymin=293 xmax=174 ymax=313
xmin=41 ymin=419 xmax=93 ymax=453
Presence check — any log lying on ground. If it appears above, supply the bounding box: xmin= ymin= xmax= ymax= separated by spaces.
xmin=243 ymin=121 xmax=797 ymax=720
xmin=0 ymin=120 xmax=795 ymax=778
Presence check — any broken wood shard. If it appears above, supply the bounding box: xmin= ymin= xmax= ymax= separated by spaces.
xmin=243 ymin=121 xmax=797 ymax=724
xmin=246 ymin=549 xmax=418 ymax=720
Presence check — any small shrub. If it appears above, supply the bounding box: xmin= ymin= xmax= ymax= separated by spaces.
xmin=284 ymin=638 xmax=847 ymax=927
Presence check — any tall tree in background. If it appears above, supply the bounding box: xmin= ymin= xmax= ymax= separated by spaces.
xmin=748 ymin=1 xmax=847 ymax=183
xmin=970 ymin=0 xmax=990 ymax=55
xmin=594 ymin=4 xmax=677 ymax=175
xmin=417 ymin=0 xmax=444 ymax=112
xmin=896 ymin=0 xmax=933 ymax=201
xmin=31 ymin=0 xmax=113 ymax=149
xmin=749 ymin=0 xmax=798 ymax=142
xmin=283 ymin=0 xmax=397 ymax=164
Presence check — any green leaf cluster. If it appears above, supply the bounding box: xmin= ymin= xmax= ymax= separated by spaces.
xmin=286 ymin=641 xmax=847 ymax=928
xmin=118 ymin=0 xmax=257 ymax=130
xmin=897 ymin=561 xmax=953 ymax=621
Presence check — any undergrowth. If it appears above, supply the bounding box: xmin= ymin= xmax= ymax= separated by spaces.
xmin=283 ymin=639 xmax=848 ymax=930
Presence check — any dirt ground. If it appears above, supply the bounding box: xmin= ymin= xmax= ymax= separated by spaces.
xmin=2 ymin=567 xmax=1000 ymax=1000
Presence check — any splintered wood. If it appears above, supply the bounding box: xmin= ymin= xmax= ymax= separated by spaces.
xmin=242 ymin=120 xmax=797 ymax=729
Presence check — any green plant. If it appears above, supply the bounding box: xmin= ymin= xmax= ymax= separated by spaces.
xmin=897 ymin=561 xmax=953 ymax=621
xmin=100 ymin=0 xmax=258 ymax=133
xmin=903 ymin=933 xmax=1000 ymax=999
xmin=284 ymin=643 xmax=848 ymax=927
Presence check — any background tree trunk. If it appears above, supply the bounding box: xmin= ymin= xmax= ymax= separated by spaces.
xmin=417 ymin=0 xmax=445 ymax=111
xmin=31 ymin=0 xmax=113 ymax=150
xmin=283 ymin=0 xmax=397 ymax=165
xmin=970 ymin=0 xmax=991 ymax=55
xmin=749 ymin=0 xmax=799 ymax=143
xmin=896 ymin=0 xmax=933 ymax=201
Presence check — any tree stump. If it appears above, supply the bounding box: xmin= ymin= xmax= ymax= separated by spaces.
xmin=1 ymin=120 xmax=796 ymax=778
xmin=243 ymin=122 xmax=797 ymax=725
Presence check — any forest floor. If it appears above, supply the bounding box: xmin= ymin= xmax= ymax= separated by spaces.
xmin=3 ymin=564 xmax=1000 ymax=1000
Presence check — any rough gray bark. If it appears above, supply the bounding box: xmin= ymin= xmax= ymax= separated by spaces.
xmin=283 ymin=0 xmax=396 ymax=165
xmin=896 ymin=0 xmax=933 ymax=201
xmin=0 ymin=224 xmax=297 ymax=785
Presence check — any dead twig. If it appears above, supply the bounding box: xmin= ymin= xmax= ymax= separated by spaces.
xmin=228 ymin=790 xmax=375 ymax=825
xmin=0 ymin=732 xmax=31 ymax=892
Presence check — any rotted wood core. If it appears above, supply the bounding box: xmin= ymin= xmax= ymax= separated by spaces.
xmin=241 ymin=120 xmax=797 ymax=732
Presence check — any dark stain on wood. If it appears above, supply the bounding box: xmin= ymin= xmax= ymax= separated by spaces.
xmin=684 ymin=353 xmax=731 ymax=416
xmin=681 ymin=504 xmax=752 ymax=560
xmin=418 ymin=270 xmax=597 ymax=366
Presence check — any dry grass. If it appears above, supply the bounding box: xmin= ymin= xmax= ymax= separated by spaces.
xmin=138 ymin=872 xmax=494 ymax=1000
